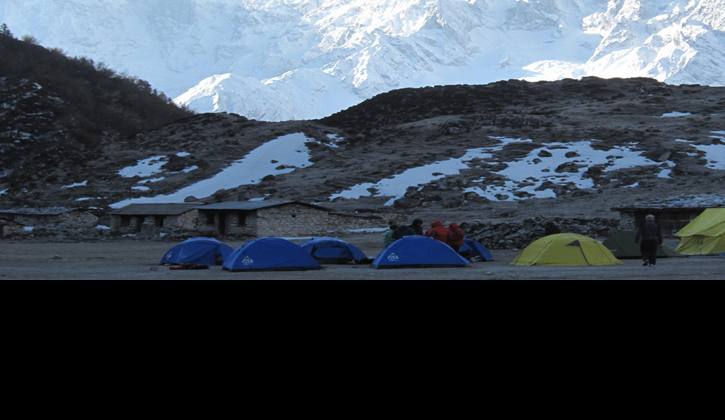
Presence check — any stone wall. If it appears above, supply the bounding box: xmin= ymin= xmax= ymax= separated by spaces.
xmin=256 ymin=205 xmax=385 ymax=237
xmin=196 ymin=210 xmax=256 ymax=238
xmin=469 ymin=217 xmax=619 ymax=250
xmin=618 ymin=212 xmax=637 ymax=231
xmin=615 ymin=209 xmax=703 ymax=238
xmin=112 ymin=211 xmax=199 ymax=237
xmin=169 ymin=210 xmax=199 ymax=231
xmin=256 ymin=204 xmax=333 ymax=237
xmin=1 ymin=211 xmax=99 ymax=238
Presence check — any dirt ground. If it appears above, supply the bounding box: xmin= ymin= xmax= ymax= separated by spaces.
xmin=1 ymin=234 xmax=722 ymax=280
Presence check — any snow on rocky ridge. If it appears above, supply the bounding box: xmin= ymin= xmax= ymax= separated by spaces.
xmin=2 ymin=0 xmax=724 ymax=121
xmin=331 ymin=136 xmax=663 ymax=206
xmin=676 ymin=132 xmax=725 ymax=170
xmin=111 ymin=133 xmax=319 ymax=208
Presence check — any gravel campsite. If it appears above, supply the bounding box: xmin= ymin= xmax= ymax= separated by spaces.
xmin=1 ymin=234 xmax=722 ymax=280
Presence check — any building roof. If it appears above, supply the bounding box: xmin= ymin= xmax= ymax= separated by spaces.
xmin=0 ymin=207 xmax=71 ymax=216
xmin=110 ymin=203 xmax=201 ymax=216
xmin=613 ymin=194 xmax=725 ymax=212
xmin=197 ymin=200 xmax=331 ymax=212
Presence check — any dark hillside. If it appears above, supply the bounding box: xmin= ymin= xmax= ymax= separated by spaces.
xmin=0 ymin=31 xmax=191 ymax=205
xmin=320 ymin=77 xmax=702 ymax=133
xmin=0 ymin=32 xmax=190 ymax=138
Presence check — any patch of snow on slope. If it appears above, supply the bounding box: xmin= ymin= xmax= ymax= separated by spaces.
xmin=0 ymin=188 xmax=7 ymax=197
xmin=661 ymin=112 xmax=693 ymax=118
xmin=61 ymin=181 xmax=88 ymax=189
xmin=138 ymin=177 xmax=166 ymax=185
xmin=180 ymin=166 xmax=199 ymax=174
xmin=111 ymin=133 xmax=314 ymax=208
xmin=690 ymin=144 xmax=725 ymax=170
xmin=118 ymin=156 xmax=167 ymax=178
xmin=330 ymin=137 xmax=531 ymax=206
xmin=324 ymin=133 xmax=345 ymax=149
xmin=657 ymin=161 xmax=676 ymax=179
xmin=466 ymin=140 xmax=659 ymax=201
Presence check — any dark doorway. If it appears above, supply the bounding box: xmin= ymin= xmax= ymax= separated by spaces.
xmin=218 ymin=213 xmax=227 ymax=236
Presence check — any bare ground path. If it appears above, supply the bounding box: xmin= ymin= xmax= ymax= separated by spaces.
xmin=0 ymin=234 xmax=723 ymax=280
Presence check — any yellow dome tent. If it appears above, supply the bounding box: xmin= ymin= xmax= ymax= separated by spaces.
xmin=675 ymin=208 xmax=725 ymax=256
xmin=513 ymin=233 xmax=621 ymax=266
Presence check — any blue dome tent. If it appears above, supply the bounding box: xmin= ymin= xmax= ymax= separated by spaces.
xmin=302 ymin=237 xmax=370 ymax=264
xmin=161 ymin=237 xmax=234 ymax=267
xmin=459 ymin=239 xmax=493 ymax=262
xmin=223 ymin=237 xmax=321 ymax=272
xmin=373 ymin=236 xmax=470 ymax=269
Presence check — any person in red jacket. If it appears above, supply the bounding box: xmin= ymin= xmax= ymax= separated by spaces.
xmin=425 ymin=221 xmax=450 ymax=244
xmin=447 ymin=223 xmax=465 ymax=250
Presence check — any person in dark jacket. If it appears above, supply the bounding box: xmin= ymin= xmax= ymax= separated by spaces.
xmin=635 ymin=214 xmax=663 ymax=266
xmin=426 ymin=221 xmax=450 ymax=244
xmin=411 ymin=219 xmax=424 ymax=235
xmin=393 ymin=219 xmax=424 ymax=240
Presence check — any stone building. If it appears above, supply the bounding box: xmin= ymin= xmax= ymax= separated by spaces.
xmin=109 ymin=200 xmax=385 ymax=238
xmin=110 ymin=203 xmax=201 ymax=237
xmin=0 ymin=207 xmax=98 ymax=238
xmin=196 ymin=200 xmax=384 ymax=238
xmin=613 ymin=194 xmax=725 ymax=238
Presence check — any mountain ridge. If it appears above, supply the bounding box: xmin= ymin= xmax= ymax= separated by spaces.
xmin=2 ymin=0 xmax=724 ymax=121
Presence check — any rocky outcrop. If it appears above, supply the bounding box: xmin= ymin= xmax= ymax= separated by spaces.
xmin=468 ymin=217 xmax=619 ymax=250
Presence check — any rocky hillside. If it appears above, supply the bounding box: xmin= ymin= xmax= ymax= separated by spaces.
xmin=1 ymin=39 xmax=724 ymax=225
xmin=0 ymin=32 xmax=191 ymax=206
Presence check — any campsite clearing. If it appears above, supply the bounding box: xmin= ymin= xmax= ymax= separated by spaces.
xmin=1 ymin=234 xmax=723 ymax=280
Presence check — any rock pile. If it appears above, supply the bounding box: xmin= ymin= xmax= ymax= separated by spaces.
xmin=468 ymin=217 xmax=619 ymax=250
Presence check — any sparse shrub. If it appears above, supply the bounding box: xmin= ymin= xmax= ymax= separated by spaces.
xmin=21 ymin=34 xmax=38 ymax=44
xmin=0 ymin=23 xmax=13 ymax=38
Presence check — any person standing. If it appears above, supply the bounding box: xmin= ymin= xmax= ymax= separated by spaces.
xmin=635 ymin=214 xmax=663 ymax=266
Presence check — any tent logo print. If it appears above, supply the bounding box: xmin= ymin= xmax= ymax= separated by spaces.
xmin=242 ymin=256 xmax=254 ymax=266
xmin=387 ymin=253 xmax=400 ymax=262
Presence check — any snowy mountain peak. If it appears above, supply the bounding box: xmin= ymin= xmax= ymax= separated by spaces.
xmin=2 ymin=0 xmax=724 ymax=120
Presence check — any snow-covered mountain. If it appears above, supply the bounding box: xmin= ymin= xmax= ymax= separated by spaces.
xmin=2 ymin=0 xmax=724 ymax=121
